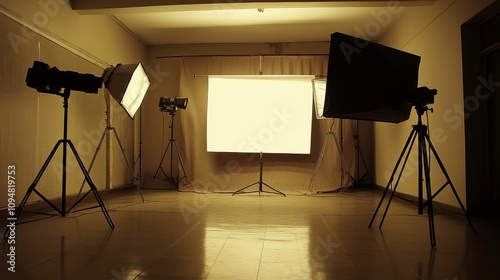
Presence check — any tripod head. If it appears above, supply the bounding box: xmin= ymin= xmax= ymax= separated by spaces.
xmin=414 ymin=104 xmax=433 ymax=116
xmin=160 ymin=107 xmax=178 ymax=116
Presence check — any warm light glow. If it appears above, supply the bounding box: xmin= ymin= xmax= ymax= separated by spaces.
xmin=120 ymin=64 xmax=150 ymax=118
xmin=207 ymin=75 xmax=314 ymax=154
xmin=103 ymin=63 xmax=151 ymax=119
xmin=313 ymin=79 xmax=326 ymax=119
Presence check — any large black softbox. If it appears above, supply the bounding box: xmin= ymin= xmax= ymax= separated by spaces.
xmin=323 ymin=32 xmax=422 ymax=123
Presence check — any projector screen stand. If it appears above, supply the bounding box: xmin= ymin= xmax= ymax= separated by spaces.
xmin=232 ymin=152 xmax=286 ymax=197
xmin=368 ymin=105 xmax=475 ymax=247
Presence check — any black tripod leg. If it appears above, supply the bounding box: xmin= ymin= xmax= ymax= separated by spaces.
xmin=172 ymin=140 xmax=189 ymax=185
xmin=152 ymin=140 xmax=172 ymax=180
xmin=77 ymin=127 xmax=107 ymax=199
xmin=379 ymin=131 xmax=418 ymax=228
xmin=369 ymin=129 xmax=417 ymax=228
xmin=262 ymin=182 xmax=286 ymax=196
xmin=232 ymin=182 xmax=260 ymax=195
xmin=67 ymin=141 xmax=114 ymax=229
xmin=3 ymin=140 xmax=64 ymax=239
xmin=232 ymin=153 xmax=285 ymax=196
xmin=420 ymin=132 xmax=436 ymax=247
xmin=423 ymin=133 xmax=476 ymax=232
xmin=111 ymin=128 xmax=144 ymax=202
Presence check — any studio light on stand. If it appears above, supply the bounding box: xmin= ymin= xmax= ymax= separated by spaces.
xmin=77 ymin=63 xmax=151 ymax=203
xmin=308 ymin=78 xmax=366 ymax=194
xmin=4 ymin=61 xmax=117 ymax=238
xmin=152 ymin=97 xmax=190 ymax=188
xmin=324 ymin=32 xmax=475 ymax=247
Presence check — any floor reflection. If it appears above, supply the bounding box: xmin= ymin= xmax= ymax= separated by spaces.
xmin=1 ymin=188 xmax=499 ymax=279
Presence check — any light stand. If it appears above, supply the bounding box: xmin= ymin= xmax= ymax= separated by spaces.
xmin=76 ymin=99 xmax=144 ymax=202
xmin=3 ymin=89 xmax=114 ymax=239
xmin=309 ymin=119 xmax=356 ymax=193
xmin=233 ymin=152 xmax=286 ymax=196
xmin=368 ymin=104 xmax=475 ymax=247
xmin=152 ymin=109 xmax=189 ymax=188
xmin=353 ymin=120 xmax=374 ymax=186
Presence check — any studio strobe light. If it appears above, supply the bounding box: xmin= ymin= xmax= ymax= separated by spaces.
xmin=26 ymin=61 xmax=102 ymax=94
xmin=159 ymin=97 xmax=188 ymax=112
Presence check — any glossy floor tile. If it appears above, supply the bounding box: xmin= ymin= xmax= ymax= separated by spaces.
xmin=1 ymin=187 xmax=499 ymax=279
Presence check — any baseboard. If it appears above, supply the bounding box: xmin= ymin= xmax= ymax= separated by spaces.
xmin=372 ymin=184 xmax=466 ymax=215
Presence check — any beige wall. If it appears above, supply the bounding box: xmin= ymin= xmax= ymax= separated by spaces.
xmin=375 ymin=0 xmax=495 ymax=207
xmin=0 ymin=0 xmax=147 ymax=65
xmin=0 ymin=0 xmax=148 ymax=208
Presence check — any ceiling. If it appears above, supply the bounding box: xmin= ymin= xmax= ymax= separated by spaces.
xmin=70 ymin=0 xmax=436 ymax=46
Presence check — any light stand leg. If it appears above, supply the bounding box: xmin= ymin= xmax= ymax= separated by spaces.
xmin=76 ymin=126 xmax=144 ymax=202
xmin=232 ymin=152 xmax=286 ymax=196
xmin=5 ymin=141 xmax=64 ymax=222
xmin=152 ymin=140 xmax=172 ymax=180
xmin=419 ymin=128 xmax=436 ymax=247
xmin=152 ymin=111 xmax=189 ymax=188
xmin=369 ymin=128 xmax=418 ymax=229
xmin=309 ymin=119 xmax=355 ymax=193
xmin=66 ymin=141 xmax=114 ymax=228
xmin=172 ymin=140 xmax=189 ymax=185
xmin=423 ymin=132 xmax=476 ymax=232
xmin=369 ymin=105 xmax=474 ymax=247
xmin=331 ymin=130 xmax=356 ymax=188
xmin=353 ymin=120 xmax=374 ymax=185
xmin=308 ymin=129 xmax=332 ymax=192
xmin=110 ymin=128 xmax=144 ymax=202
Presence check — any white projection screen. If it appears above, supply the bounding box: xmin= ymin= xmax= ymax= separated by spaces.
xmin=207 ymin=75 xmax=315 ymax=154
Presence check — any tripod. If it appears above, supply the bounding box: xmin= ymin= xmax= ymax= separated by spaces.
xmin=152 ymin=109 xmax=189 ymax=188
xmin=3 ymin=89 xmax=114 ymax=239
xmin=309 ymin=119 xmax=356 ymax=193
xmin=233 ymin=152 xmax=286 ymax=196
xmin=76 ymin=107 xmax=144 ymax=202
xmin=368 ymin=105 xmax=475 ymax=247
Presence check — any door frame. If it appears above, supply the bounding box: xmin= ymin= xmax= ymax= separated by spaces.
xmin=461 ymin=1 xmax=500 ymax=217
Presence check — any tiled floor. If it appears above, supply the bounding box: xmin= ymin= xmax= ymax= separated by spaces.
xmin=1 ymin=187 xmax=499 ymax=279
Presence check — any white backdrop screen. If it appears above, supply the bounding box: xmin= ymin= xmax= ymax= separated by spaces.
xmin=313 ymin=79 xmax=327 ymax=119
xmin=207 ymin=75 xmax=315 ymax=154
